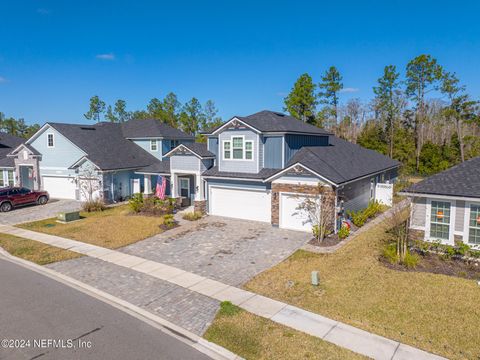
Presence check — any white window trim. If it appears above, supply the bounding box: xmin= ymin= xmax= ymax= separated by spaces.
xmin=221 ymin=135 xmax=254 ymax=161
xmin=179 ymin=177 xmax=190 ymax=198
xmin=150 ymin=139 xmax=158 ymax=152
xmin=47 ymin=133 xmax=55 ymax=148
xmin=463 ymin=201 xmax=480 ymax=249
xmin=425 ymin=198 xmax=456 ymax=245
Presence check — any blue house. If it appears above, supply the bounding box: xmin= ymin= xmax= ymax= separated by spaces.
xmin=6 ymin=111 xmax=400 ymax=233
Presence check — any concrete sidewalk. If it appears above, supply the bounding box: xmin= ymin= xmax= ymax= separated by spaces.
xmin=0 ymin=225 xmax=445 ymax=360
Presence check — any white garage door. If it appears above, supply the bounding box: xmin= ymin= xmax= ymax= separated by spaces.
xmin=42 ymin=176 xmax=77 ymax=200
xmin=280 ymin=193 xmax=318 ymax=232
xmin=209 ymin=186 xmax=271 ymax=222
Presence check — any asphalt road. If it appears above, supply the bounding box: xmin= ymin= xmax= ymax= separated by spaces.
xmin=0 ymin=257 xmax=213 ymax=360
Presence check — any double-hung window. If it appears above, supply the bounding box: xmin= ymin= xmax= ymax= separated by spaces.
xmin=430 ymin=201 xmax=451 ymax=241
xmin=47 ymin=133 xmax=54 ymax=148
xmin=0 ymin=171 xmax=4 ymax=187
xmin=223 ymin=141 xmax=231 ymax=159
xmin=223 ymin=137 xmax=254 ymax=160
xmin=150 ymin=139 xmax=158 ymax=151
xmin=7 ymin=170 xmax=14 ymax=186
xmin=468 ymin=204 xmax=480 ymax=245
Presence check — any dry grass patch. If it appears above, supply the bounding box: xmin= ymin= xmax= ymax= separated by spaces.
xmin=244 ymin=215 xmax=480 ymax=360
xmin=0 ymin=233 xmax=82 ymax=265
xmin=18 ymin=205 xmax=165 ymax=249
xmin=204 ymin=302 xmax=365 ymax=360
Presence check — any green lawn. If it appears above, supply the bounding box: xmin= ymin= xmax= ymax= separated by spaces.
xmin=0 ymin=233 xmax=82 ymax=265
xmin=18 ymin=205 xmax=166 ymax=249
xmin=204 ymin=302 xmax=366 ymax=360
xmin=244 ymin=213 xmax=480 ymax=360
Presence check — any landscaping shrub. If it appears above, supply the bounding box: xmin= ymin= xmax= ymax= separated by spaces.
xmin=129 ymin=194 xmax=174 ymax=216
xmin=162 ymin=214 xmax=176 ymax=229
xmin=382 ymin=243 xmax=399 ymax=264
xmin=182 ymin=211 xmax=203 ymax=221
xmin=82 ymin=199 xmax=106 ymax=212
xmin=402 ymin=251 xmax=420 ymax=268
xmin=128 ymin=193 xmax=144 ymax=213
xmin=338 ymin=225 xmax=350 ymax=239
xmin=348 ymin=201 xmax=386 ymax=227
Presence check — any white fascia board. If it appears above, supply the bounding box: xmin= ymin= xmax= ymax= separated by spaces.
xmin=399 ymin=192 xmax=480 ymax=203
xmin=211 ymin=117 xmax=261 ymax=135
xmin=202 ymin=175 xmax=265 ymax=182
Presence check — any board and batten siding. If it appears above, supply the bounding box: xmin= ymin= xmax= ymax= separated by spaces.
xmin=263 ymin=136 xmax=283 ymax=169
xmin=218 ymin=129 xmax=259 ymax=173
xmin=342 ymin=177 xmax=372 ymax=213
xmin=284 ymin=135 xmax=329 ymax=165
xmin=30 ymin=126 xmax=85 ymax=177
xmin=207 ymin=137 xmax=218 ymax=158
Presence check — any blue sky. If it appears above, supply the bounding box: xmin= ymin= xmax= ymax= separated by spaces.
xmin=1 ymin=0 xmax=480 ymax=125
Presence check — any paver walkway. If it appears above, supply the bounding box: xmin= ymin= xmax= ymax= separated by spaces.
xmin=0 ymin=225 xmax=445 ymax=360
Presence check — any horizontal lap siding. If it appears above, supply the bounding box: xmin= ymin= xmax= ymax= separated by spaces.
xmin=218 ymin=129 xmax=259 ymax=173
xmin=171 ymin=154 xmax=200 ymax=172
xmin=411 ymin=197 xmax=426 ymax=228
xmin=455 ymin=200 xmax=465 ymax=232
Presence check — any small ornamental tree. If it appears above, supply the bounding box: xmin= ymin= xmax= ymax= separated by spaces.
xmin=75 ymin=164 xmax=102 ymax=203
xmin=295 ymin=184 xmax=335 ymax=242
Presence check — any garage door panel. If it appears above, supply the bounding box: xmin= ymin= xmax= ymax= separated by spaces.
xmin=280 ymin=193 xmax=317 ymax=232
xmin=210 ymin=187 xmax=271 ymax=223
xmin=42 ymin=176 xmax=77 ymax=200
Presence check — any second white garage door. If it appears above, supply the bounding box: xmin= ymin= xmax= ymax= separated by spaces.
xmin=280 ymin=193 xmax=318 ymax=232
xmin=42 ymin=176 xmax=77 ymax=200
xmin=209 ymin=186 xmax=271 ymax=222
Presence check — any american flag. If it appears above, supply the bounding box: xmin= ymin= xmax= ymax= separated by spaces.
xmin=155 ymin=175 xmax=166 ymax=199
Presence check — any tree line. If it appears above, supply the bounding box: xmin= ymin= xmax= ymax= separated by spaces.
xmin=83 ymin=94 xmax=223 ymax=140
xmin=284 ymin=54 xmax=480 ymax=175
xmin=0 ymin=112 xmax=40 ymax=139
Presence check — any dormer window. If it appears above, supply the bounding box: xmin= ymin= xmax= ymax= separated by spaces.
xmin=222 ymin=136 xmax=253 ymax=160
xmin=47 ymin=133 xmax=55 ymax=148
xmin=150 ymin=139 xmax=158 ymax=151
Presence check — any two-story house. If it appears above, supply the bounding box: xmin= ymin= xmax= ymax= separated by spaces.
xmin=7 ymin=119 xmax=193 ymax=202
xmin=164 ymin=110 xmax=400 ymax=233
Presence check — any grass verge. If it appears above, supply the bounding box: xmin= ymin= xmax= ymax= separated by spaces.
xmin=244 ymin=213 xmax=480 ymax=360
xmin=0 ymin=233 xmax=82 ymax=265
xmin=17 ymin=205 xmax=165 ymax=249
xmin=204 ymin=302 xmax=365 ymax=360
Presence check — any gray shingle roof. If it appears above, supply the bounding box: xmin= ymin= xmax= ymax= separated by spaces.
xmin=404 ymin=156 xmax=480 ymax=199
xmin=169 ymin=143 xmax=215 ymax=158
xmin=0 ymin=133 xmax=24 ymax=167
xmin=206 ymin=110 xmax=331 ymax=135
xmin=121 ymin=119 xmax=194 ymax=139
xmin=285 ymin=136 xmax=401 ymax=185
xmin=47 ymin=122 xmax=160 ymax=171
xmin=202 ymin=166 xmax=280 ymax=180
xmin=135 ymin=159 xmax=171 ymax=174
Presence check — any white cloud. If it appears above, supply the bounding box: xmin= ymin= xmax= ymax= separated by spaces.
xmin=37 ymin=8 xmax=52 ymax=15
xmin=96 ymin=53 xmax=115 ymax=60
xmin=0 ymin=76 xmax=7 ymax=83
xmin=340 ymin=87 xmax=359 ymax=93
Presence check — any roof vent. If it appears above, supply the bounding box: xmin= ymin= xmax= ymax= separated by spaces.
xmin=80 ymin=127 xmax=96 ymax=131
xmin=273 ymin=112 xmax=285 ymax=117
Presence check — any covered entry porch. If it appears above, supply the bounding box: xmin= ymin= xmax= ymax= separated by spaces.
xmin=170 ymin=172 xmax=206 ymax=211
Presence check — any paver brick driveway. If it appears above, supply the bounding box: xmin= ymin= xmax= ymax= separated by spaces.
xmin=120 ymin=216 xmax=310 ymax=286
xmin=0 ymin=199 xmax=82 ymax=225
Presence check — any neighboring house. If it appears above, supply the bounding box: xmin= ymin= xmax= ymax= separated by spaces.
xmin=0 ymin=132 xmax=24 ymax=188
xmin=7 ymin=119 xmax=193 ymax=202
xmin=166 ymin=110 xmax=400 ymax=233
xmin=400 ymin=157 xmax=480 ymax=249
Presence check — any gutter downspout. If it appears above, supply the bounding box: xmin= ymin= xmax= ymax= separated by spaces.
xmin=334 ymin=187 xmax=338 ymax=234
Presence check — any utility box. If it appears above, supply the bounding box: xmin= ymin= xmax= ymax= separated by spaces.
xmin=311 ymin=271 xmax=319 ymax=286
xmin=57 ymin=211 xmax=80 ymax=223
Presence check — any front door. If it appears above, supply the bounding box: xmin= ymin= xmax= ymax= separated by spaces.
xmin=179 ymin=178 xmax=190 ymax=198
xmin=19 ymin=166 xmax=34 ymax=190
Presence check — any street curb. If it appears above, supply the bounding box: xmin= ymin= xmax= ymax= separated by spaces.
xmin=0 ymin=247 xmax=243 ymax=360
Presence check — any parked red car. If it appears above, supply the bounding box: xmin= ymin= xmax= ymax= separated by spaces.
xmin=0 ymin=187 xmax=49 ymax=212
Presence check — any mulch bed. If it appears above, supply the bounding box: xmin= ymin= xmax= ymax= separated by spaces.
xmin=308 ymin=234 xmax=341 ymax=247
xmin=381 ymin=252 xmax=480 ymax=280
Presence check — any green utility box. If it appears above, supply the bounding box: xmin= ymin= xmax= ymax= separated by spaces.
xmin=57 ymin=211 xmax=80 ymax=223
